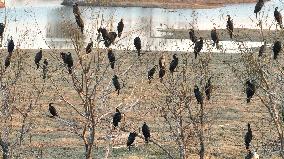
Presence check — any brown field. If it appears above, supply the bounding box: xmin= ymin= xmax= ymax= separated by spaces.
xmin=0 ymin=46 xmax=282 ymax=158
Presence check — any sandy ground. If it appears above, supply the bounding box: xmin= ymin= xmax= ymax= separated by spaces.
xmin=61 ymin=0 xmax=259 ymax=9
xmin=0 ymin=46 xmax=282 ymax=158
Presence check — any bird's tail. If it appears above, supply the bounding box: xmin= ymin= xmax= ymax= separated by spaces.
xmin=81 ymin=27 xmax=84 ymax=34
xmin=247 ymin=98 xmax=251 ymax=103
xmin=138 ymin=49 xmax=141 ymax=56
xmin=111 ymin=62 xmax=114 ymax=69
xmin=216 ymin=43 xmax=219 ymax=49
xmin=118 ymin=32 xmax=122 ymax=38
xmin=68 ymin=67 xmax=72 ymax=74
xmin=160 ymin=78 xmax=163 ymax=83
xmin=194 ymin=51 xmax=197 ymax=59
xmin=207 ymin=95 xmax=210 ymax=100
xmin=149 ymin=79 xmax=151 ymax=84
xmin=36 ymin=63 xmax=39 ymax=69
xmin=230 ymin=32 xmax=233 ymax=39
xmin=117 ymin=89 xmax=120 ymax=95
xmin=145 ymin=138 xmax=149 ymax=144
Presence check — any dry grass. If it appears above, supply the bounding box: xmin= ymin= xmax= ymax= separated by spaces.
xmin=0 ymin=47 xmax=282 ymax=158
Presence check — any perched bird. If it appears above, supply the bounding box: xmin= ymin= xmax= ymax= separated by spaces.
xmin=142 ymin=122 xmax=150 ymax=143
xmin=273 ymin=41 xmax=281 ymax=59
xmin=72 ymin=2 xmax=80 ymax=17
xmin=75 ymin=15 xmax=84 ymax=34
xmin=148 ymin=65 xmax=157 ymax=84
xmin=4 ymin=55 xmax=11 ymax=69
xmin=49 ymin=103 xmax=58 ymax=117
xmin=43 ymin=59 xmax=48 ymax=79
xmin=117 ymin=19 xmax=124 ymax=38
xmin=258 ymin=41 xmax=266 ymax=57
xmin=159 ymin=55 xmax=166 ymax=69
xmin=194 ymin=85 xmax=203 ymax=105
xmin=113 ymin=108 xmax=122 ymax=128
xmin=35 ymin=48 xmax=43 ymax=69
xmin=194 ymin=37 xmax=204 ymax=59
xmin=189 ymin=29 xmax=197 ymax=43
xmin=169 ymin=54 xmax=178 ymax=74
xmin=0 ymin=23 xmax=5 ymax=38
xmin=254 ymin=0 xmax=264 ymax=18
xmin=211 ymin=27 xmax=219 ymax=49
xmin=245 ymin=123 xmax=253 ymax=150
xmin=246 ymin=80 xmax=256 ymax=103
xmin=108 ymin=49 xmax=116 ymax=69
xmin=159 ymin=67 xmax=166 ymax=82
xmin=107 ymin=31 xmax=117 ymax=46
xmin=60 ymin=52 xmax=67 ymax=62
xmin=134 ymin=37 xmax=141 ymax=56
xmin=8 ymin=36 xmax=14 ymax=54
xmin=127 ymin=132 xmax=138 ymax=151
xmin=245 ymin=150 xmax=259 ymax=159
xmin=274 ymin=7 xmax=283 ymax=29
xmin=226 ymin=15 xmax=234 ymax=39
xmin=63 ymin=52 xmax=73 ymax=74
xmin=112 ymin=75 xmax=121 ymax=95
xmin=86 ymin=38 xmax=93 ymax=54
xmin=97 ymin=27 xmax=117 ymax=47
xmin=205 ymin=77 xmax=213 ymax=100
xmin=73 ymin=3 xmax=84 ymax=33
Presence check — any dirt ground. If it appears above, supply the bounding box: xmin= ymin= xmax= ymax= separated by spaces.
xmin=0 ymin=45 xmax=282 ymax=159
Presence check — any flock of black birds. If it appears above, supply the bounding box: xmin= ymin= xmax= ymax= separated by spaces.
xmin=0 ymin=0 xmax=281 ymax=156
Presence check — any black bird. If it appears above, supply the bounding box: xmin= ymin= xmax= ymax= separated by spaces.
xmin=254 ymin=0 xmax=264 ymax=18
xmin=35 ymin=48 xmax=42 ymax=69
xmin=65 ymin=52 xmax=73 ymax=74
xmin=211 ymin=27 xmax=219 ymax=49
xmin=107 ymin=31 xmax=117 ymax=46
xmin=159 ymin=67 xmax=166 ymax=82
xmin=113 ymin=108 xmax=122 ymax=128
xmin=108 ymin=49 xmax=116 ymax=69
xmin=274 ymin=7 xmax=283 ymax=29
xmin=73 ymin=3 xmax=84 ymax=33
xmin=60 ymin=52 xmax=67 ymax=64
xmin=72 ymin=2 xmax=80 ymax=17
xmin=205 ymin=77 xmax=213 ymax=100
xmin=245 ymin=123 xmax=253 ymax=150
xmin=0 ymin=23 xmax=5 ymax=39
xmin=273 ymin=41 xmax=281 ymax=59
xmin=169 ymin=54 xmax=178 ymax=74
xmin=134 ymin=37 xmax=141 ymax=56
xmin=127 ymin=132 xmax=138 ymax=151
xmin=194 ymin=37 xmax=204 ymax=59
xmin=49 ymin=103 xmax=58 ymax=117
xmin=43 ymin=59 xmax=48 ymax=79
xmin=194 ymin=85 xmax=203 ymax=105
xmin=226 ymin=15 xmax=234 ymax=39
xmin=148 ymin=65 xmax=157 ymax=84
xmin=117 ymin=19 xmax=124 ymax=38
xmin=4 ymin=55 xmax=11 ymax=69
xmin=246 ymin=80 xmax=256 ymax=103
xmin=8 ymin=36 xmax=14 ymax=54
xmin=75 ymin=15 xmax=84 ymax=34
xmin=258 ymin=41 xmax=266 ymax=57
xmin=189 ymin=29 xmax=197 ymax=43
xmin=112 ymin=75 xmax=121 ymax=95
xmin=97 ymin=27 xmax=117 ymax=47
xmin=86 ymin=38 xmax=93 ymax=54
xmin=142 ymin=122 xmax=150 ymax=143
